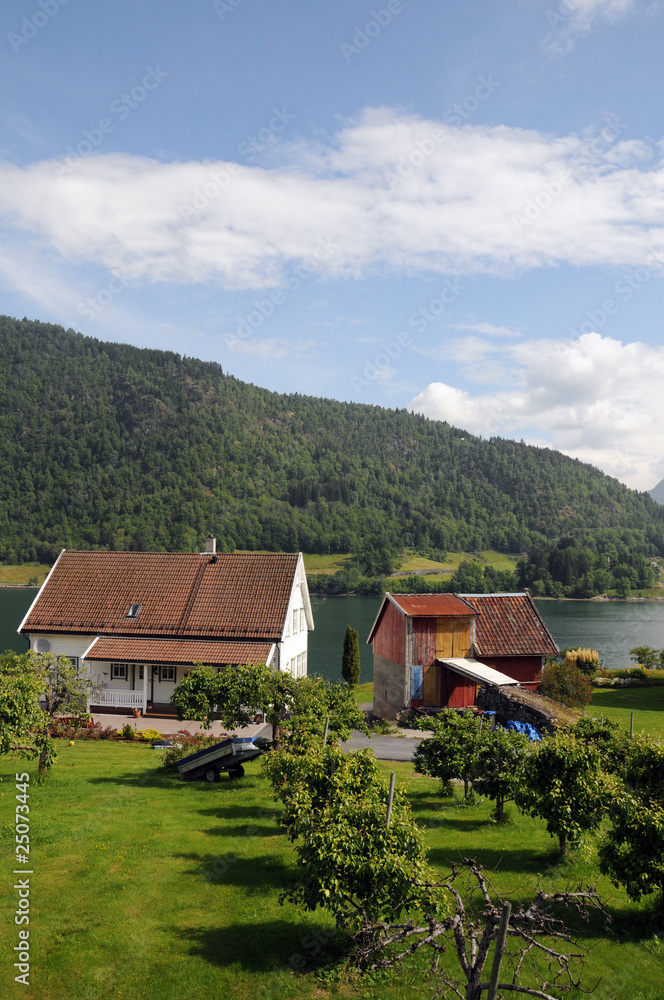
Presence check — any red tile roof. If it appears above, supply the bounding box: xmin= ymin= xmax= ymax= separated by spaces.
xmin=22 ymin=551 xmax=299 ymax=640
xmin=387 ymin=594 xmax=478 ymax=617
xmin=458 ymin=593 xmax=559 ymax=657
xmin=84 ymin=638 xmax=274 ymax=666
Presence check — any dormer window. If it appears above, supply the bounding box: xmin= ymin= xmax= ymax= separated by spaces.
xmin=126 ymin=604 xmax=142 ymax=619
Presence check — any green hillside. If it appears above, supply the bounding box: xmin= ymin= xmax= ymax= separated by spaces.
xmin=1 ymin=315 xmax=663 ymax=586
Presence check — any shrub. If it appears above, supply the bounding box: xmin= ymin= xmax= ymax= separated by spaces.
xmin=564 ymin=647 xmax=601 ymax=678
xmin=538 ymin=661 xmax=593 ymax=708
xmin=120 ymin=723 xmax=135 ymax=740
xmin=139 ymin=728 xmax=163 ymax=742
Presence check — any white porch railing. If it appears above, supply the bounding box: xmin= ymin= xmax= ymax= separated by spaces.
xmin=91 ymin=690 xmax=144 ymax=709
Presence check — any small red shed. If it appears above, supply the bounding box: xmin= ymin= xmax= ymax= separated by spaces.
xmin=367 ymin=591 xmax=558 ymax=720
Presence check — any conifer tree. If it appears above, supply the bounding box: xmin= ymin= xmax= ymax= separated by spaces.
xmin=341 ymin=625 xmax=361 ymax=686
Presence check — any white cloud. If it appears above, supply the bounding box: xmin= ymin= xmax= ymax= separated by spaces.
xmin=408 ymin=331 xmax=664 ymax=490
xmin=450 ymin=321 xmax=522 ymax=337
xmin=224 ymin=337 xmax=317 ymax=359
xmin=541 ymin=0 xmax=640 ymax=54
xmin=1 ymin=109 xmax=664 ymax=293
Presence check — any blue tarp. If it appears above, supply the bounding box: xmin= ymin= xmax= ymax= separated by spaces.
xmin=506 ymin=720 xmax=542 ymax=741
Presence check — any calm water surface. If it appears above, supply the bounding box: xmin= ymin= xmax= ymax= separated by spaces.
xmin=2 ymin=589 xmax=664 ymax=681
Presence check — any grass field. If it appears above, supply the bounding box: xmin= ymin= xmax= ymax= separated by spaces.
xmin=302 ymin=550 xmax=520 ymax=577
xmin=588 ymin=683 xmax=664 ymax=740
xmin=0 ymin=564 xmax=50 ymax=586
xmin=1 ymin=732 xmax=663 ymax=1000
xmin=302 ymin=553 xmax=354 ymax=574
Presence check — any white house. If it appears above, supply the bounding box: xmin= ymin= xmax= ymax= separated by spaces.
xmin=19 ymin=539 xmax=314 ymax=715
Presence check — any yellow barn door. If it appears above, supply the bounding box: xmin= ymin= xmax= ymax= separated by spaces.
xmin=436 ymin=617 xmax=472 ymax=658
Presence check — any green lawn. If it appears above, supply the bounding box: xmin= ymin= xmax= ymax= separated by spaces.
xmin=351 ymin=681 xmax=373 ymax=706
xmin=588 ymin=683 xmax=664 ymax=740
xmin=1 ymin=741 xmax=663 ymax=1000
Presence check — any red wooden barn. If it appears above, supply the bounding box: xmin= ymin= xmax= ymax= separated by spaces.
xmin=367 ymin=591 xmax=559 ymax=719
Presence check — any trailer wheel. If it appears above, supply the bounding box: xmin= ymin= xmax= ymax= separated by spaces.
xmin=228 ymin=764 xmax=245 ymax=779
xmin=204 ymin=765 xmax=219 ymax=783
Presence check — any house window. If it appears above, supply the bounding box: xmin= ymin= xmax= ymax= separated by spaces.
xmin=66 ymin=656 xmax=79 ymax=674
xmin=111 ymin=662 xmax=128 ymax=680
xmin=160 ymin=665 xmax=175 ymax=682
xmin=126 ymin=604 xmax=142 ymax=619
xmin=138 ymin=665 xmax=144 ymax=681
xmin=292 ymin=608 xmax=299 ymax=633
xmin=300 ymin=608 xmax=306 ymax=632
xmin=297 ymin=652 xmax=306 ymax=676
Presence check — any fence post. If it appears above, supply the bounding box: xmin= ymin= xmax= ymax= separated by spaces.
xmin=386 ymin=771 xmax=396 ymax=830
xmin=487 ymin=901 xmax=511 ymax=1000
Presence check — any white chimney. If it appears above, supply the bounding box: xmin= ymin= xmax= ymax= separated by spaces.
xmin=204 ymin=536 xmax=216 ymax=554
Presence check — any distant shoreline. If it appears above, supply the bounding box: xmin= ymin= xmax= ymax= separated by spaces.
xmin=308 ymin=589 xmax=664 ymax=603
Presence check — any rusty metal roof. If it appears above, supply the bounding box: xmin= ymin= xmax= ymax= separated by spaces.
xmin=367 ymin=592 xmax=477 ymax=643
xmin=387 ymin=594 xmax=478 ymax=617
xmin=21 ymin=550 xmax=301 ymax=641
xmin=83 ymin=637 xmax=275 ymax=666
xmin=458 ymin=593 xmax=559 ymax=657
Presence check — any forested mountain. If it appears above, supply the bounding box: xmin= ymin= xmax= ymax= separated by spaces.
xmin=1 ymin=315 xmax=664 ymax=581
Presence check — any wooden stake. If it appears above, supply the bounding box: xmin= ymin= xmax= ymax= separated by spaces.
xmin=322 ymin=715 xmax=329 ymax=747
xmin=630 ymin=712 xmax=634 ymax=739
xmin=487 ymin=901 xmax=512 ymax=1000
xmin=386 ymin=771 xmax=396 ymax=830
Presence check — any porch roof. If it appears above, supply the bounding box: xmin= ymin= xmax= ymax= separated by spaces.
xmin=436 ymin=657 xmax=519 ymax=687
xmin=83 ymin=637 xmax=275 ymax=667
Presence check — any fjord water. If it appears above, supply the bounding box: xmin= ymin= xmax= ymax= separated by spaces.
xmin=307 ymin=595 xmax=664 ymax=683
xmin=3 ymin=589 xmax=664 ymax=683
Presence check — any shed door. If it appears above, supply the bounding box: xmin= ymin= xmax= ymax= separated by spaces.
xmin=436 ymin=617 xmax=472 ymax=658
xmin=422 ymin=661 xmax=439 ymax=706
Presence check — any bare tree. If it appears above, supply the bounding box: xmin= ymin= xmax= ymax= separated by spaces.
xmin=354 ymin=859 xmax=609 ymax=1000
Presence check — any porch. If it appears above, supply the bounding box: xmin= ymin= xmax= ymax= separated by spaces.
xmin=90 ymin=689 xmax=146 ymax=711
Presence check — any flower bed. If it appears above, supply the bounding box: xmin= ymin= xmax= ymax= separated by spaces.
xmin=47 ymin=720 xmax=165 ymax=741
xmin=594 ymin=667 xmax=664 ymax=688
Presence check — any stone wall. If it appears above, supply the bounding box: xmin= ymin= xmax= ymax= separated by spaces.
xmin=477 ymin=685 xmax=580 ymax=733
xmin=373 ymin=654 xmax=409 ymax=720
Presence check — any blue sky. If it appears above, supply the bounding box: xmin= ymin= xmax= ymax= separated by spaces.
xmin=1 ymin=0 xmax=664 ymax=489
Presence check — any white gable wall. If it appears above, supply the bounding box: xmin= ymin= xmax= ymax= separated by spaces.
xmin=278 ymin=554 xmax=313 ymax=676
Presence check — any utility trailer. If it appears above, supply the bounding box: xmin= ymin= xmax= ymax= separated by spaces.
xmin=176 ymin=735 xmax=270 ymax=783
